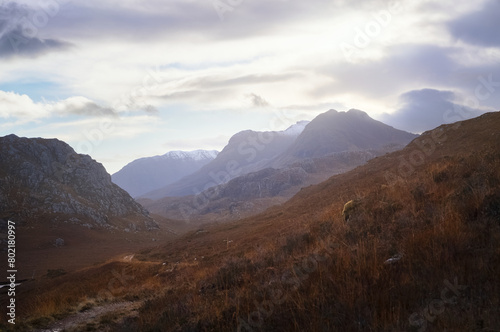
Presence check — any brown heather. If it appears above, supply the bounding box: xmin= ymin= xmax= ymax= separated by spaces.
xmin=1 ymin=112 xmax=500 ymax=331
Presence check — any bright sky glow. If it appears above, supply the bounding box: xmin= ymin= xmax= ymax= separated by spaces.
xmin=1 ymin=0 xmax=499 ymax=172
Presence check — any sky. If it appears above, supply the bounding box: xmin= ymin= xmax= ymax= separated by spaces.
xmin=0 ymin=0 xmax=499 ymax=173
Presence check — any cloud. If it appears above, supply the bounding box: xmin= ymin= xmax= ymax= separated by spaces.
xmin=2 ymin=0 xmax=499 ymax=174
xmin=313 ymin=41 xmax=500 ymax=115
xmin=0 ymin=2 xmax=72 ymax=58
xmin=42 ymin=0 xmax=356 ymax=42
xmin=0 ymin=29 xmax=72 ymax=58
xmin=0 ymin=91 xmax=157 ymax=122
xmin=17 ymin=114 xmax=164 ymax=159
xmin=378 ymin=88 xmax=487 ymax=133
xmin=153 ymin=72 xmax=302 ymax=109
xmin=316 ymin=44 xmax=459 ymax=99
xmin=247 ymin=93 xmax=270 ymax=108
xmin=186 ymin=74 xmax=300 ymax=90
xmin=448 ymin=0 xmax=500 ymax=47
xmin=0 ymin=90 xmax=47 ymax=119
xmin=48 ymin=96 xmax=118 ymax=117
xmin=142 ymin=105 xmax=159 ymax=115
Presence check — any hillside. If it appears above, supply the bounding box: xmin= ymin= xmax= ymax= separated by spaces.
xmin=140 ymin=149 xmax=389 ymax=222
xmin=3 ymin=112 xmax=500 ymax=331
xmin=0 ymin=134 xmax=167 ymax=281
xmin=112 ymin=150 xmax=218 ymax=198
xmin=140 ymin=109 xmax=417 ymax=221
xmin=0 ymin=134 xmax=157 ymax=230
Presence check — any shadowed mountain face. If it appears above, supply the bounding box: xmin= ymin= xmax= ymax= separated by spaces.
xmin=272 ymin=109 xmax=418 ymax=167
xmin=112 ymin=150 xmax=218 ymax=198
xmin=141 ymin=121 xmax=309 ymax=199
xmin=0 ymin=134 xmax=157 ymax=230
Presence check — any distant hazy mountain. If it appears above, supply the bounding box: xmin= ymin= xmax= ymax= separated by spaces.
xmin=112 ymin=150 xmax=218 ymax=198
xmin=0 ymin=134 xmax=157 ymax=230
xmin=272 ymin=109 xmax=418 ymax=167
xmin=141 ymin=121 xmax=309 ymax=199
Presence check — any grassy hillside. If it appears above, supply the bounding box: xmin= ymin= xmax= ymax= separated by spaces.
xmin=3 ymin=112 xmax=500 ymax=331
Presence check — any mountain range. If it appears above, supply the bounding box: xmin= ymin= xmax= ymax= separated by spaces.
xmin=0 ymin=109 xmax=417 ymax=228
xmin=137 ymin=109 xmax=418 ymax=221
xmin=112 ymin=150 xmax=218 ymax=198
xmin=139 ymin=120 xmax=311 ymax=199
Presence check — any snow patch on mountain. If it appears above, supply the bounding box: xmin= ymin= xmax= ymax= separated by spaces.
xmin=164 ymin=150 xmax=219 ymax=161
xmin=282 ymin=120 xmax=310 ymax=136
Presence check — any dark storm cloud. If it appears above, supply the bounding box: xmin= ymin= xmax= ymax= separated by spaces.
xmin=0 ymin=1 xmax=72 ymax=58
xmin=0 ymin=29 xmax=71 ymax=58
xmin=379 ymin=89 xmax=486 ymax=133
xmin=448 ymin=0 xmax=500 ymax=47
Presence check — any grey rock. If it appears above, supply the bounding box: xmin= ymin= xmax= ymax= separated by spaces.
xmin=0 ymin=134 xmax=157 ymax=230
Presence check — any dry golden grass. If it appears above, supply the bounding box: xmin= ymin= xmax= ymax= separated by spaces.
xmin=2 ymin=112 xmax=500 ymax=331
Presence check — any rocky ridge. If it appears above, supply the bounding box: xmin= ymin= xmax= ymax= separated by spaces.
xmin=0 ymin=134 xmax=157 ymax=230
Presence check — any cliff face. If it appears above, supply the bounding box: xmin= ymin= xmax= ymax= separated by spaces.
xmin=0 ymin=134 xmax=157 ymax=230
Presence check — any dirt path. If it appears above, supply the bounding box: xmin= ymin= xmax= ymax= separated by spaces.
xmin=35 ymin=300 xmax=142 ymax=332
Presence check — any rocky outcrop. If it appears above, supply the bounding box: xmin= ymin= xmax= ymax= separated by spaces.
xmin=204 ymin=167 xmax=308 ymax=201
xmin=0 ymin=134 xmax=157 ymax=230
